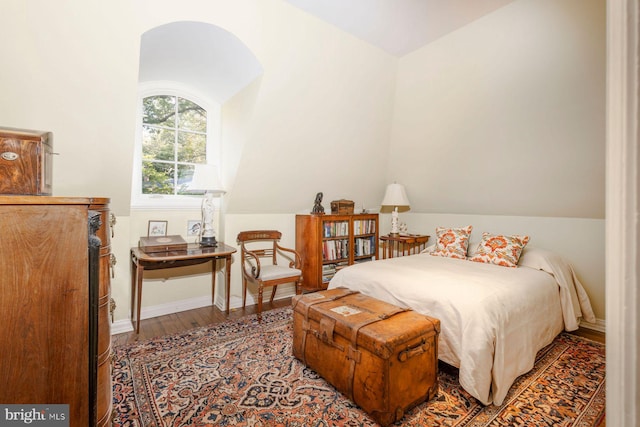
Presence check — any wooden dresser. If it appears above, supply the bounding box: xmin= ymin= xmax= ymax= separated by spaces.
xmin=0 ymin=196 xmax=113 ymax=427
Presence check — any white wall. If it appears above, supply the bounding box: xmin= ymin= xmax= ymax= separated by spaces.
xmin=134 ymin=0 xmax=399 ymax=215
xmin=0 ymin=0 xmax=606 ymax=328
xmin=388 ymin=0 xmax=605 ymax=219
xmin=0 ymin=0 xmax=139 ymax=216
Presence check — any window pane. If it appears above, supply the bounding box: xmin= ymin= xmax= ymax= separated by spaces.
xmin=137 ymin=91 xmax=216 ymax=202
xmin=177 ymin=164 xmax=196 ymax=195
xmin=177 ymin=131 xmax=206 ymax=163
xmin=143 ymin=95 xmax=176 ymax=127
xmin=142 ymin=161 xmax=174 ymax=195
xmin=142 ymin=125 xmax=175 ymax=161
xmin=178 ymin=97 xmax=206 ymax=132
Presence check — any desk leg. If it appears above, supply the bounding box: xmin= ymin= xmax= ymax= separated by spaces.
xmin=211 ymin=259 xmax=216 ymax=306
xmin=130 ymin=254 xmax=136 ymax=329
xmin=135 ymin=264 xmax=144 ymax=334
xmin=225 ymin=255 xmax=231 ymax=314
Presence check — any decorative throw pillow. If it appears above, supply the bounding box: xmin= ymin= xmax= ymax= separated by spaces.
xmin=469 ymin=232 xmax=530 ymax=268
xmin=430 ymin=225 xmax=473 ymax=259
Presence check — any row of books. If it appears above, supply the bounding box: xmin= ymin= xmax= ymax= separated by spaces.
xmin=322 ymin=262 xmax=348 ymax=283
xmin=322 ymin=239 xmax=349 ymax=261
xmin=323 ymin=221 xmax=349 ymax=238
xmin=354 ymin=236 xmax=376 ymax=257
xmin=353 ymin=219 xmax=376 ymax=235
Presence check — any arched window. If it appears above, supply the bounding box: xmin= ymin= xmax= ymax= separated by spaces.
xmin=131 ymin=83 xmax=220 ymax=208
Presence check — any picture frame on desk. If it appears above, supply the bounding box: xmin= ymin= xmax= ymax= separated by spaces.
xmin=187 ymin=220 xmax=202 ymax=236
xmin=148 ymin=220 xmax=168 ymax=237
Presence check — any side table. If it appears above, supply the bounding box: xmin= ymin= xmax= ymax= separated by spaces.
xmin=130 ymin=242 xmax=237 ymax=334
xmin=379 ymin=234 xmax=430 ymax=259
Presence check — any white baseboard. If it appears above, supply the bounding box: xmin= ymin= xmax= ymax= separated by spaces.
xmin=579 ymin=318 xmax=606 ymax=333
xmin=111 ymin=289 xmax=297 ymax=336
xmin=111 ymin=319 xmax=135 ymax=335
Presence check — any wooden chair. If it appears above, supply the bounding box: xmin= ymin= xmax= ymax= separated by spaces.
xmin=237 ymin=230 xmax=303 ymax=319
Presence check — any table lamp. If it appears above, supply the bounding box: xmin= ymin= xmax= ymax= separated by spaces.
xmin=380 ymin=183 xmax=410 ymax=236
xmin=188 ymin=164 xmax=225 ymax=247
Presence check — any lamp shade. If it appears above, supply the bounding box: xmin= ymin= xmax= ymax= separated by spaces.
xmin=188 ymin=164 xmax=225 ymax=193
xmin=380 ymin=183 xmax=410 ymax=213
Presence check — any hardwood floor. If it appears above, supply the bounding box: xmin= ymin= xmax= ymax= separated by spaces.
xmin=568 ymin=326 xmax=605 ymax=344
xmin=112 ymin=297 xmax=292 ymax=346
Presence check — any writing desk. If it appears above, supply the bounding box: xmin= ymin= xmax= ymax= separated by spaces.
xmin=130 ymin=243 xmax=237 ymax=334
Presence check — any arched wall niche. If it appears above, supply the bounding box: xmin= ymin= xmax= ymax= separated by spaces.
xmin=138 ymin=20 xmax=263 ymax=104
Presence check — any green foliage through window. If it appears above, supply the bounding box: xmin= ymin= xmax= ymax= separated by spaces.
xmin=141 ymin=95 xmax=207 ymax=195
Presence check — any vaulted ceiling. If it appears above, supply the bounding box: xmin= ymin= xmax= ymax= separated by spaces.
xmin=284 ymin=0 xmax=515 ymax=56
xmin=138 ymin=1 xmax=516 ymax=103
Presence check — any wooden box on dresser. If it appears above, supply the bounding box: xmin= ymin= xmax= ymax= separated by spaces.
xmin=0 ymin=127 xmax=53 ymax=195
xmin=0 ymin=196 xmax=113 ymax=427
xmin=296 ymin=213 xmax=378 ymax=291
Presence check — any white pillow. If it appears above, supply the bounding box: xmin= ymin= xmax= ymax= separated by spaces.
xmin=420 ymin=244 xmax=435 ymax=254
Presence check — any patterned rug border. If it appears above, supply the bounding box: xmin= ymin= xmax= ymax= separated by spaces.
xmin=113 ymin=307 xmax=605 ymax=427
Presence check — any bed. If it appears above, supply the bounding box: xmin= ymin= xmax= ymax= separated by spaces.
xmin=327 ymin=246 xmax=596 ymax=406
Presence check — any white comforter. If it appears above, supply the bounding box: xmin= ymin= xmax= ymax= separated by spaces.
xmin=327 ymin=249 xmax=595 ymax=406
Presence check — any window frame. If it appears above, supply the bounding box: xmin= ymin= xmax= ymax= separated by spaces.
xmin=131 ymin=82 xmax=221 ymax=210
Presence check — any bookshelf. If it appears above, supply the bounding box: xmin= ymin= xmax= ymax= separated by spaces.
xmin=295 ymin=213 xmax=379 ymax=291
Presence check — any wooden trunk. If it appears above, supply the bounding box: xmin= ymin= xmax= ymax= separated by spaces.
xmin=292 ymin=288 xmax=440 ymax=426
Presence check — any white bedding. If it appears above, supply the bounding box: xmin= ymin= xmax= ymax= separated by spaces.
xmin=327 ymin=248 xmax=595 ymax=406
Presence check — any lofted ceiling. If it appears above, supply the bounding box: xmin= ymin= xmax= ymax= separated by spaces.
xmin=138 ymin=1 xmax=516 ymax=103
xmin=284 ymin=0 xmax=515 ymax=56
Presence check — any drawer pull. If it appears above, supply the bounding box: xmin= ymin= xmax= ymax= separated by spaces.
xmin=110 ymin=254 xmax=117 ymax=278
xmin=109 ymin=213 xmax=116 ymax=238
xmin=1 ymin=151 xmax=18 ymax=161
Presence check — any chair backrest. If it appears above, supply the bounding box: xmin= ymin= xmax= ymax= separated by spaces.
xmin=237 ymin=230 xmax=282 ymax=264
xmin=237 ymin=230 xmax=282 ymax=243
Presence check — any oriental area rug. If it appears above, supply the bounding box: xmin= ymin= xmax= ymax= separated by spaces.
xmin=112 ymin=308 xmax=605 ymax=427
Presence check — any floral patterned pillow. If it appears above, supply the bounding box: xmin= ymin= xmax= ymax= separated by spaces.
xmin=469 ymin=232 xmax=530 ymax=267
xmin=430 ymin=225 xmax=473 ymax=259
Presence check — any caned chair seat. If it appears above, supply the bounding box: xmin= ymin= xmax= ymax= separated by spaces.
xmin=237 ymin=230 xmax=303 ymax=320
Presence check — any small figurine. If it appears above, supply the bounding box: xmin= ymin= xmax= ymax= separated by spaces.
xmin=311 ymin=192 xmax=325 ymax=214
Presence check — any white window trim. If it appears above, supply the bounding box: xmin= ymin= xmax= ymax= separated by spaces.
xmin=131 ymin=81 xmax=222 ymax=210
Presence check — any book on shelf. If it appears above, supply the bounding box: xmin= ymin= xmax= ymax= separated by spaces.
xmin=323 ymin=221 xmax=349 ymax=238
xmin=322 ymin=239 xmax=349 ymax=261
xmin=354 ymin=236 xmax=375 ymax=256
xmin=353 ymin=219 xmax=376 ymax=235
xmin=321 ymin=262 xmax=348 ymax=283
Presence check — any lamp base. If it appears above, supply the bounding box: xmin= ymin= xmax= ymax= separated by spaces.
xmin=199 ymin=236 xmax=218 ymax=247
